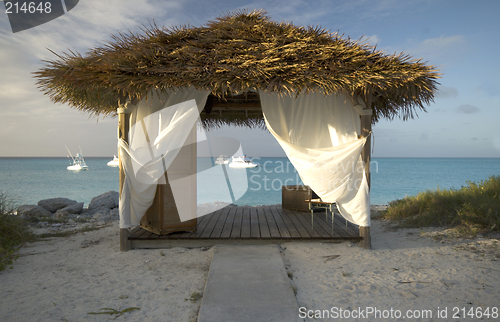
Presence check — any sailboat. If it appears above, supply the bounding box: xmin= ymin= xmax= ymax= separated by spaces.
xmin=66 ymin=146 xmax=88 ymax=171
xmin=107 ymin=155 xmax=119 ymax=167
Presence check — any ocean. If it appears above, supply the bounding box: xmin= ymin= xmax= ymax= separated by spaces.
xmin=0 ymin=157 xmax=499 ymax=207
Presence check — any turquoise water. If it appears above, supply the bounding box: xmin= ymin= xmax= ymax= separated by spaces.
xmin=0 ymin=157 xmax=120 ymax=207
xmin=370 ymin=158 xmax=500 ymax=204
xmin=0 ymin=157 xmax=499 ymax=207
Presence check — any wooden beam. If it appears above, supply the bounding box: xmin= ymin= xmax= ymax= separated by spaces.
xmin=118 ymin=102 xmax=132 ymax=252
xmin=359 ymin=95 xmax=372 ymax=250
xmin=360 ymin=114 xmax=372 ymax=189
xmin=211 ymin=102 xmax=262 ymax=110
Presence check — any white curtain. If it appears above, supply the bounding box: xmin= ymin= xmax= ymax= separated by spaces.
xmin=259 ymin=90 xmax=371 ymax=227
xmin=119 ymin=88 xmax=210 ymax=228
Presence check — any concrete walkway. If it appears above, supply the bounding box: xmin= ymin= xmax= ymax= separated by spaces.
xmin=197 ymin=245 xmax=303 ymax=322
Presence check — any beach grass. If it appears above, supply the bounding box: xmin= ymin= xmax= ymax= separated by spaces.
xmin=0 ymin=192 xmax=36 ymax=271
xmin=36 ymin=224 xmax=108 ymax=238
xmin=382 ymin=175 xmax=500 ymax=236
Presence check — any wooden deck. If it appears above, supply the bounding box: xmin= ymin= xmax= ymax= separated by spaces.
xmin=129 ymin=205 xmax=362 ymax=248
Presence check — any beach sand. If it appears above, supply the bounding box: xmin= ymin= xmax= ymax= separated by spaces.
xmin=282 ymin=220 xmax=500 ymax=321
xmin=0 ymin=221 xmax=213 ymax=322
xmin=1 ymin=215 xmax=499 ymax=321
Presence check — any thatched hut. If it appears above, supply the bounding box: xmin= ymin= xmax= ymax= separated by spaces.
xmin=35 ymin=10 xmax=440 ymax=250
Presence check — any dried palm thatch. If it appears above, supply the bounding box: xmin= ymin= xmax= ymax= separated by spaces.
xmin=34 ymin=9 xmax=440 ymax=126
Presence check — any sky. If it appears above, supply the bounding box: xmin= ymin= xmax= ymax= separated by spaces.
xmin=1 ymin=0 xmax=499 ymax=158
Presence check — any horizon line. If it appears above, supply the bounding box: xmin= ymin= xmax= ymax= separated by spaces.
xmin=1 ymin=156 xmax=499 ymax=159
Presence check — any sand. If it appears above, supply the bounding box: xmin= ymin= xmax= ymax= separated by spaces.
xmin=0 ymin=221 xmax=213 ymax=322
xmin=282 ymin=220 xmax=500 ymax=321
xmin=1 ymin=215 xmax=499 ymax=322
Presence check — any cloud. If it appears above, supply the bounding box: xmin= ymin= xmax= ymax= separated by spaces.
xmin=234 ymin=0 xmax=420 ymax=36
xmin=420 ymin=35 xmax=466 ymax=49
xmin=455 ymin=104 xmax=480 ymax=114
xmin=419 ymin=133 xmax=429 ymax=140
xmin=403 ymin=35 xmax=467 ymax=65
xmin=0 ymin=0 xmax=189 ymax=156
xmin=436 ymin=86 xmax=459 ymax=98
xmin=471 ymin=137 xmax=478 ymax=141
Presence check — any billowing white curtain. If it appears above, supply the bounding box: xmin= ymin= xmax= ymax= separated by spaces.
xmin=259 ymin=90 xmax=371 ymax=227
xmin=119 ymin=87 xmax=210 ymax=228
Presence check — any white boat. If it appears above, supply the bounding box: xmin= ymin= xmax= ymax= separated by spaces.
xmin=215 ymin=155 xmax=229 ymax=165
xmin=66 ymin=146 xmax=88 ymax=171
xmin=107 ymin=155 xmax=119 ymax=167
xmin=228 ymin=156 xmax=259 ymax=168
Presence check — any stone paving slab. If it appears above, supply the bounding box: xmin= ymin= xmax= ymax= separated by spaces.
xmin=198 ymin=245 xmax=302 ymax=322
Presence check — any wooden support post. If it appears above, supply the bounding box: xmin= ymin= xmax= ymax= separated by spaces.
xmin=359 ymin=96 xmax=372 ymax=249
xmin=118 ymin=102 xmax=132 ymax=252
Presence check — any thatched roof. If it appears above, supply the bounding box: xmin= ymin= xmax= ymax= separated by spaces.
xmin=34 ymin=10 xmax=440 ymax=126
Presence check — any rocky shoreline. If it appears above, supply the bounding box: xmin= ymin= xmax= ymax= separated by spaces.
xmin=16 ymin=191 xmax=120 ymax=236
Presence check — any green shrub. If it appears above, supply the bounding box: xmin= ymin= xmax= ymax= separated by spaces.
xmin=0 ymin=192 xmax=36 ymax=271
xmin=382 ymin=175 xmax=500 ymax=235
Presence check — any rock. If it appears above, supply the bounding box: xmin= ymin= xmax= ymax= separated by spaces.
xmin=54 ymin=212 xmax=66 ymax=219
xmin=17 ymin=205 xmax=52 ymax=218
xmin=92 ymin=208 xmax=110 ymax=219
xmin=54 ymin=202 xmax=84 ymax=218
xmin=64 ymin=202 xmax=84 ymax=214
xmin=109 ymin=208 xmax=119 ymax=220
xmin=38 ymin=198 xmax=78 ymax=213
xmin=88 ymin=191 xmax=119 ymax=210
xmin=92 ymin=207 xmax=119 ymax=222
xmin=86 ymin=206 xmax=111 ymax=216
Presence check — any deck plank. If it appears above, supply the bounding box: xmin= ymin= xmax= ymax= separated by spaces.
xmin=240 ymin=207 xmax=251 ymax=238
xmin=269 ymin=205 xmax=292 ymax=238
xmin=289 ymin=210 xmax=323 ymax=238
xmin=332 ymin=214 xmax=355 ymax=238
xmin=129 ymin=227 xmax=142 ymax=238
xmin=220 ymin=207 xmax=236 ymax=238
xmin=187 ymin=211 xmax=215 ymax=238
xmin=209 ymin=206 xmax=231 ymax=238
xmin=128 ymin=206 xmax=361 ymax=244
xmin=249 ymin=207 xmax=261 ymax=238
xmin=313 ymin=212 xmax=344 ymax=238
xmin=340 ymin=215 xmax=361 ymax=237
xmin=176 ymin=213 xmax=209 ymax=239
xmin=273 ymin=206 xmax=301 ymax=238
xmin=263 ymin=205 xmax=281 ymax=238
xmin=230 ymin=207 xmax=244 ymax=238
xmin=136 ymin=230 xmax=156 ymax=239
xmin=281 ymin=208 xmax=312 ymax=238
xmin=199 ymin=208 xmax=223 ymax=238
xmin=310 ymin=211 xmax=338 ymax=238
xmin=317 ymin=212 xmax=355 ymax=238
xmin=256 ymin=206 xmax=271 ymax=238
